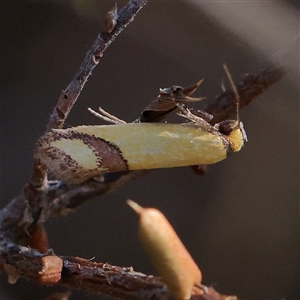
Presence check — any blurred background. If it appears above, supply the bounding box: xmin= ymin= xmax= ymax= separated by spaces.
xmin=1 ymin=1 xmax=299 ymax=299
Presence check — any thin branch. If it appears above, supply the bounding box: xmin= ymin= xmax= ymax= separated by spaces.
xmin=2 ymin=243 xmax=235 ymax=300
xmin=2 ymin=0 xmax=150 ymax=247
xmin=43 ymin=170 xmax=147 ymax=219
xmin=47 ymin=0 xmax=147 ymax=132
xmin=137 ymin=65 xmax=286 ymax=125
xmin=30 ymin=0 xmax=148 ymax=191
xmin=205 ymin=66 xmax=286 ymax=124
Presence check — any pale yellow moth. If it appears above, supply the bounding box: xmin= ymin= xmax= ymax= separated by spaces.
xmin=35 ymin=66 xmax=247 ymax=184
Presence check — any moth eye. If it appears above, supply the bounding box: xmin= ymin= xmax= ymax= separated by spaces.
xmin=218 ymin=120 xmax=233 ymax=136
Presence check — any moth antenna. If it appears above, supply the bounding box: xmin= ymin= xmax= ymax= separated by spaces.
xmin=220 ymin=79 xmax=226 ymax=92
xmin=223 ymin=64 xmax=240 ymax=126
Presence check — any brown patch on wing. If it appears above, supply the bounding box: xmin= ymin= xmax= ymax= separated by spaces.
xmin=36 ymin=129 xmax=128 ymax=184
xmin=71 ymin=131 xmax=129 ymax=172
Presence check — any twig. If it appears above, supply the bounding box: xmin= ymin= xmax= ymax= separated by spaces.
xmin=47 ymin=0 xmax=147 ymax=132
xmin=205 ymin=66 xmax=286 ymax=124
xmin=22 ymin=0 xmax=148 ymax=233
xmin=30 ymin=0 xmax=148 ymax=191
xmin=43 ymin=170 xmax=146 ymax=219
xmin=2 ymin=243 xmax=235 ymax=300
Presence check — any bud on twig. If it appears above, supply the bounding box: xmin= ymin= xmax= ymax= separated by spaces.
xmin=27 ymin=224 xmax=49 ymax=253
xmin=127 ymin=199 xmax=202 ymax=300
xmin=105 ymin=4 xmax=118 ymax=33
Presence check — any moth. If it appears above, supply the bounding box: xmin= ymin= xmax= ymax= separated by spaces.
xmin=35 ymin=66 xmax=247 ymax=184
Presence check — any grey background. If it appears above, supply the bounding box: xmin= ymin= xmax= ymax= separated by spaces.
xmin=1 ymin=1 xmax=299 ymax=299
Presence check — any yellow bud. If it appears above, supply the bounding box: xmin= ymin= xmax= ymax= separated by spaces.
xmin=127 ymin=199 xmax=202 ymax=300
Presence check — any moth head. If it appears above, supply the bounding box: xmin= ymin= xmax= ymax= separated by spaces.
xmin=219 ymin=64 xmax=247 ymax=153
xmin=218 ymin=120 xmax=247 ymax=152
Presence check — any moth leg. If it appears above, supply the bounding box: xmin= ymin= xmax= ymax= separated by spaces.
xmin=220 ymin=79 xmax=226 ymax=92
xmin=187 ymin=108 xmax=213 ymax=123
xmin=177 ymin=105 xmax=216 ymax=133
xmin=88 ymin=107 xmax=126 ymax=124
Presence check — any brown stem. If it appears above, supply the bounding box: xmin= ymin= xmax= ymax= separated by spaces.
xmin=29 ymin=0 xmax=148 ymax=191
xmin=47 ymin=0 xmax=148 ymax=132
xmin=1 ymin=240 xmax=234 ymax=300
xmin=205 ymin=66 xmax=286 ymax=124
